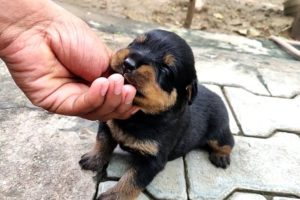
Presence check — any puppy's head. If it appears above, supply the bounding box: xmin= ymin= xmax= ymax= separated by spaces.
xmin=110 ymin=29 xmax=197 ymax=114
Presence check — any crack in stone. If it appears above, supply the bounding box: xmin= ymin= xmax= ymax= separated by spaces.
xmin=93 ymin=169 xmax=107 ymax=200
xmin=234 ymin=131 xmax=300 ymax=142
xmin=221 ymin=86 xmax=244 ymax=136
xmin=224 ymin=188 xmax=300 ymax=200
xmin=269 ymin=129 xmax=300 ymax=138
xmin=183 ymin=155 xmax=191 ymax=200
xmin=201 ymin=83 xmax=300 ymax=99
xmin=143 ymin=190 xmax=155 ymax=200
xmin=255 ymin=70 xmax=272 ymax=96
xmin=58 ymin=127 xmax=81 ymax=132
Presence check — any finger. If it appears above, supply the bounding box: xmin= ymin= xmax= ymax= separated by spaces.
xmin=84 ymin=77 xmax=109 ymax=109
xmin=113 ymin=106 xmax=140 ymax=120
xmin=68 ymin=77 xmax=109 ymax=115
xmin=99 ymin=85 xmax=137 ymax=120
xmin=80 ymin=84 xmax=139 ymax=121
xmin=115 ymin=84 xmax=137 ymax=114
xmin=99 ymin=74 xmax=124 ymax=114
xmin=80 ymin=74 xmax=124 ymax=120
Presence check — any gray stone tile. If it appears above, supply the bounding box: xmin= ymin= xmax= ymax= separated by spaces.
xmin=204 ymin=84 xmax=240 ymax=135
xmin=147 ymin=158 xmax=187 ymax=200
xmin=273 ymin=197 xmax=300 ymax=200
xmin=224 ymin=87 xmax=300 ymax=137
xmin=228 ymin=192 xmax=267 ymax=200
xmin=106 ymin=147 xmax=133 ymax=178
xmin=185 ymin=133 xmax=300 ymax=200
xmin=194 ymin=48 xmax=269 ymax=96
xmin=0 ymin=59 xmax=8 ymax=76
xmin=194 ymin=47 xmax=300 ymax=98
xmin=0 ymin=108 xmax=98 ymax=200
xmin=107 ymin=152 xmax=187 ymax=200
xmin=257 ymin=58 xmax=300 ymax=98
xmin=98 ymin=181 xmax=151 ymax=200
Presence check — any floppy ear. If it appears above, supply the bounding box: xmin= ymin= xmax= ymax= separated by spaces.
xmin=186 ymin=79 xmax=198 ymax=105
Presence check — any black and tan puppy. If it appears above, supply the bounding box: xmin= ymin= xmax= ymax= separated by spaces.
xmin=79 ymin=29 xmax=234 ymax=200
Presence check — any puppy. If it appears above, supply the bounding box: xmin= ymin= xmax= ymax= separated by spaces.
xmin=79 ymin=29 xmax=234 ymax=200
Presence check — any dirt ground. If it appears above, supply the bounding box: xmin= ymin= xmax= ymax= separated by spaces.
xmin=58 ymin=0 xmax=294 ymax=38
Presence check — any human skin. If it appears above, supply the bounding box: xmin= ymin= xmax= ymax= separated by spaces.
xmin=0 ymin=0 xmax=138 ymax=121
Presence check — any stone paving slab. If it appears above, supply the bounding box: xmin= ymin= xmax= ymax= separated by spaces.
xmin=225 ymin=87 xmax=300 ymax=137
xmin=204 ymin=84 xmax=240 ymax=135
xmin=98 ymin=181 xmax=151 ymax=200
xmin=107 ymin=149 xmax=187 ymax=200
xmin=255 ymin=58 xmax=300 ymax=98
xmin=194 ymin=47 xmax=300 ymax=98
xmin=273 ymin=197 xmax=300 ymax=200
xmin=228 ymin=192 xmax=267 ymax=200
xmin=0 ymin=108 xmax=98 ymax=200
xmin=185 ymin=132 xmax=300 ymax=200
xmin=194 ymin=48 xmax=270 ymax=96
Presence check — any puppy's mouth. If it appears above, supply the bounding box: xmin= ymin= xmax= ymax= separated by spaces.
xmin=115 ymin=68 xmax=144 ymax=97
xmin=123 ymin=72 xmax=143 ymax=96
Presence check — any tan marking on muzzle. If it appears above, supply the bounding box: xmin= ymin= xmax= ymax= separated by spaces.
xmin=125 ymin=65 xmax=177 ymax=114
xmin=110 ymin=48 xmax=130 ymax=73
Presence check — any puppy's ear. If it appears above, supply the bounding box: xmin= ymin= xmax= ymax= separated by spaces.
xmin=186 ymin=79 xmax=198 ymax=105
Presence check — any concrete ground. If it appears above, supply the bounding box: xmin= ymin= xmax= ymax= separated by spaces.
xmin=1 ymin=2 xmax=300 ymax=200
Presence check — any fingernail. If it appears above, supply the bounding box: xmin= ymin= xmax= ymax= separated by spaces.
xmin=114 ymin=80 xmax=122 ymax=95
xmin=125 ymin=94 xmax=134 ymax=105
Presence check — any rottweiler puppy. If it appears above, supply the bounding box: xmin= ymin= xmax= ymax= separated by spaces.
xmin=79 ymin=29 xmax=234 ymax=200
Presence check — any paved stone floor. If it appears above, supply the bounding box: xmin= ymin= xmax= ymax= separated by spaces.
xmin=1 ymin=2 xmax=300 ymax=200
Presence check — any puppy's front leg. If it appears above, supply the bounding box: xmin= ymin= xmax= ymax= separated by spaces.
xmin=79 ymin=123 xmax=117 ymax=171
xmin=98 ymin=156 xmax=166 ymax=200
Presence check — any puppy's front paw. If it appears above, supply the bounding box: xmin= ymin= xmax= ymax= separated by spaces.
xmin=79 ymin=152 xmax=105 ymax=171
xmin=97 ymin=192 xmax=117 ymax=200
xmin=209 ymin=153 xmax=230 ymax=169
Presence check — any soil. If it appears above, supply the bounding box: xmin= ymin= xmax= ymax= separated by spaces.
xmin=58 ymin=0 xmax=294 ymax=38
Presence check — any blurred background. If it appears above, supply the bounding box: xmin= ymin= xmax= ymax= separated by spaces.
xmin=56 ymin=0 xmax=300 ymax=39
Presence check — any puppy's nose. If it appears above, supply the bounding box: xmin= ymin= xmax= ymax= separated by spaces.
xmin=123 ymin=57 xmax=137 ymax=73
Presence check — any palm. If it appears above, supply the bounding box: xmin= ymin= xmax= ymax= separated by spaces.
xmin=1 ymin=11 xmax=137 ymax=120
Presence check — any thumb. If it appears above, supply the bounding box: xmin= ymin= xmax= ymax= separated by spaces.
xmin=68 ymin=77 xmax=110 ymax=115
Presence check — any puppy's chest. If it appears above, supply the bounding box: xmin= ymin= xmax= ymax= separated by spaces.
xmin=107 ymin=120 xmax=159 ymax=156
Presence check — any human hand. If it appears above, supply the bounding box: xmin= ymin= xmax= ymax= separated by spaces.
xmin=0 ymin=0 xmax=138 ymax=121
